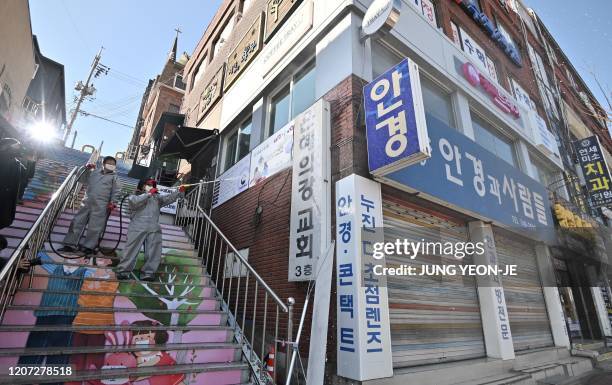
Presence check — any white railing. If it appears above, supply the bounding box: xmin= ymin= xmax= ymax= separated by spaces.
xmin=175 ymin=181 xmax=296 ymax=385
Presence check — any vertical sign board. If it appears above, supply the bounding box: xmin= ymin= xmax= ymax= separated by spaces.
xmin=288 ymin=99 xmax=331 ymax=281
xmin=335 ymin=174 xmax=393 ymax=380
xmin=574 ymin=136 xmax=612 ymax=207
xmin=364 ymin=58 xmax=430 ymax=176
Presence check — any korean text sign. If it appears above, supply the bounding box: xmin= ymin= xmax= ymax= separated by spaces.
xmin=288 ymin=99 xmax=331 ymax=281
xmin=364 ymin=58 xmax=430 ymax=176
xmin=385 ymin=116 xmax=555 ymax=243
xmin=574 ymin=136 xmax=612 ymax=207
xmin=335 ymin=174 xmax=393 ymax=380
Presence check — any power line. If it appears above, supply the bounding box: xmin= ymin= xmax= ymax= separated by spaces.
xmin=79 ymin=110 xmax=134 ymax=129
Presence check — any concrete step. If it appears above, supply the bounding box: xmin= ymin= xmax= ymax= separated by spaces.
xmin=454 ymin=372 xmax=533 ymax=385
xmin=513 ymin=347 xmax=571 ymax=371
xmin=0 ymin=324 xmax=235 ymax=348
xmin=0 ymin=361 xmax=249 ymax=385
xmin=536 ymin=368 xmax=605 ymax=385
xmin=0 ymin=343 xmax=243 ymax=372
xmin=3 ymin=306 xmax=228 ymax=327
xmin=12 ymin=290 xmax=221 ymax=310
xmin=20 ymin=272 xmax=212 ymax=291
xmin=15 ymin=286 xmax=217 ymax=301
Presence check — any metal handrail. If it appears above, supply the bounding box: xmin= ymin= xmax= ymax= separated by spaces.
xmin=175 ymin=181 xmax=294 ymax=385
xmin=0 ymin=166 xmax=81 ymax=319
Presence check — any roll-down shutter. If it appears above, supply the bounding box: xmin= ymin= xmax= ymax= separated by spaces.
xmin=495 ymin=232 xmax=553 ymax=351
xmin=383 ymin=199 xmax=485 ymax=367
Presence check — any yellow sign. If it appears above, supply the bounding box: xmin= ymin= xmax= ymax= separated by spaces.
xmin=553 ymin=203 xmax=595 ymax=230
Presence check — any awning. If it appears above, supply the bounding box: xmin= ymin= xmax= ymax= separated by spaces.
xmin=158 ymin=125 xmax=218 ymax=160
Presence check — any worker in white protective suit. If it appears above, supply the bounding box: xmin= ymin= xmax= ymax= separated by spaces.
xmin=116 ymin=179 xmax=185 ymax=281
xmin=59 ymin=156 xmax=119 ymax=255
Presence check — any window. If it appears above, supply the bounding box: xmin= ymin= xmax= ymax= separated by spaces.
xmin=191 ymin=58 xmax=206 ymax=91
xmin=372 ymin=42 xmax=401 ymax=79
xmin=291 ymin=62 xmax=316 ymax=118
xmin=531 ymin=156 xmax=553 ymax=187
xmin=213 ymin=16 xmax=235 ymax=59
xmin=174 ymin=74 xmax=186 ymax=90
xmin=224 ymin=116 xmax=252 ymax=171
xmin=267 ymin=60 xmax=316 ymax=136
xmin=494 ymin=17 xmax=520 ymax=60
xmin=269 ymin=85 xmax=290 ymax=135
xmin=168 ymin=104 xmax=180 ymax=113
xmin=242 ymin=0 xmax=254 ymax=12
xmin=471 ymin=113 xmax=517 ymax=166
xmin=421 ymin=76 xmax=455 ymax=129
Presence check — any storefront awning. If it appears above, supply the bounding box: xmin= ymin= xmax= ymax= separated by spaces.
xmin=158 ymin=125 xmax=218 ymax=160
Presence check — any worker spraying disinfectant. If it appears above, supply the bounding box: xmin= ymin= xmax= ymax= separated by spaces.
xmin=116 ymin=179 xmax=185 ymax=281
xmin=59 ymin=156 xmax=119 ymax=256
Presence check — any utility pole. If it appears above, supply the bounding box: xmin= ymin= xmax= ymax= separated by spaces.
xmin=64 ymin=46 xmax=108 ymax=147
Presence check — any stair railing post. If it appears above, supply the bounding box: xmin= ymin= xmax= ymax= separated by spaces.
xmin=286 ymin=296 xmax=295 ymax=382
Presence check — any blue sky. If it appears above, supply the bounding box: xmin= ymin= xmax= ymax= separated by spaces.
xmin=29 ymin=0 xmax=611 ymax=157
xmin=527 ymin=0 xmax=612 ymax=126
xmin=29 ymin=0 xmax=222 ymax=157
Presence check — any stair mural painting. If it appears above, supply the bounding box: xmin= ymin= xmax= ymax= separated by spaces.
xmin=0 ymin=146 xmax=249 ymax=385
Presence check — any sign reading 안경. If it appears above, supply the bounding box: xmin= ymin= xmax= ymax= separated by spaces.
xmin=364 ymin=58 xmax=430 ymax=176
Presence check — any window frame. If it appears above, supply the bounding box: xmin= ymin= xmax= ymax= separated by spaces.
xmin=173 ymin=73 xmax=186 ymax=90
xmin=212 ymin=15 xmax=235 ymax=60
xmin=190 ymin=57 xmax=206 ymax=92
xmin=222 ymin=114 xmax=253 ymax=172
xmin=265 ymin=58 xmax=316 ymax=138
xmin=470 ymin=110 xmax=519 ymax=167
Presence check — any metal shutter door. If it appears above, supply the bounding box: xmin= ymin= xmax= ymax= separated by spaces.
xmin=495 ymin=232 xmax=553 ymax=351
xmin=383 ymin=199 xmax=486 ymax=367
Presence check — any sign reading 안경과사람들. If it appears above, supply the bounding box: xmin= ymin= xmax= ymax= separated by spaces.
xmin=364 ymin=57 xmax=430 ymax=176
xmin=383 ymin=115 xmax=556 ymax=243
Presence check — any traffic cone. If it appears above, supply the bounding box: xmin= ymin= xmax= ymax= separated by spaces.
xmin=265 ymin=345 xmax=275 ymax=378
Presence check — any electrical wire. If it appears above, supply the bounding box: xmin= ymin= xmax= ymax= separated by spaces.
xmin=79 ymin=110 xmax=134 ymax=129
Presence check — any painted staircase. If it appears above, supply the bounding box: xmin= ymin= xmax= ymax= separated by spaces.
xmin=0 ymin=146 xmax=251 ymax=384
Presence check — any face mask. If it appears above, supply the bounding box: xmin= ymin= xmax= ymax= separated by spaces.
xmin=144 ymin=185 xmax=153 ymax=192
xmin=63 ymin=265 xmax=79 ymax=274
xmin=104 ymin=164 xmax=116 ymax=171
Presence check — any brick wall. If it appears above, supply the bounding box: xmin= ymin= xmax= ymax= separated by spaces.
xmin=208 ymin=74 xmax=366 ymax=380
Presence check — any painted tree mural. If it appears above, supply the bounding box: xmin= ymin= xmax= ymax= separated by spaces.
xmin=119 ymin=251 xmax=205 ymax=363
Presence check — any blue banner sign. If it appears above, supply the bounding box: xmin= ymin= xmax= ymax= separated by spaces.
xmin=454 ymin=0 xmax=522 ymax=67
xmin=385 ymin=116 xmax=555 ymax=243
xmin=573 ymin=135 xmax=612 ymax=208
xmin=364 ymin=58 xmax=430 ymax=176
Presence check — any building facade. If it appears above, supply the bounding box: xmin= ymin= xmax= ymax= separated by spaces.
xmin=173 ymin=0 xmax=611 ymax=383
xmin=22 ymin=35 xmax=67 ymax=137
xmin=0 ymin=0 xmax=37 ymax=139
xmin=127 ymin=35 xmax=188 ymax=183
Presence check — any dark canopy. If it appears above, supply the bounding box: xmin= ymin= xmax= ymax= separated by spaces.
xmin=158 ymin=125 xmax=218 ymax=160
